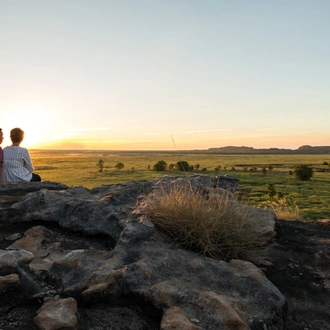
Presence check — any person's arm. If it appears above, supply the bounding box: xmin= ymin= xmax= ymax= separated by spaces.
xmin=22 ymin=149 xmax=35 ymax=173
xmin=0 ymin=148 xmax=3 ymax=183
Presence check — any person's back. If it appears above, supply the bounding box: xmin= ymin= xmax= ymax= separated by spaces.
xmin=0 ymin=128 xmax=3 ymax=183
xmin=2 ymin=145 xmax=35 ymax=181
xmin=1 ymin=128 xmax=41 ymax=183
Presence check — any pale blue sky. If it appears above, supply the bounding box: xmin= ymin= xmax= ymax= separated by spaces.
xmin=1 ymin=0 xmax=329 ymax=149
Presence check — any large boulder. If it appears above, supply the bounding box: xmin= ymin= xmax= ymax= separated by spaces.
xmin=0 ymin=176 xmax=284 ymax=329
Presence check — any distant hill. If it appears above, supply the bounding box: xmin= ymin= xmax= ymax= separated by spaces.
xmin=207 ymin=145 xmax=330 ymax=154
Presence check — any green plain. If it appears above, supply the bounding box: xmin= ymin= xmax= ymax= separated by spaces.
xmin=30 ymin=150 xmax=330 ymax=221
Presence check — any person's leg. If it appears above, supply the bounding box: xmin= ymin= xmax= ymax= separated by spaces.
xmin=30 ymin=173 xmax=41 ymax=182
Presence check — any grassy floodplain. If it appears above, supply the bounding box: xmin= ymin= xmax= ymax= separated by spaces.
xmin=30 ymin=149 xmax=330 ymax=221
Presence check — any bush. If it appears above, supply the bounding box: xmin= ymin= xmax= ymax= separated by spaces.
xmin=153 ymin=160 xmax=167 ymax=171
xmin=134 ymin=185 xmax=262 ymax=260
xmin=115 ymin=162 xmax=124 ymax=170
xmin=96 ymin=159 xmax=104 ymax=172
xmin=176 ymin=161 xmax=190 ymax=171
xmin=294 ymin=164 xmax=314 ymax=181
xmin=266 ymin=184 xmax=276 ymax=199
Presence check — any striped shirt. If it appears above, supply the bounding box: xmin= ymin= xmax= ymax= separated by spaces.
xmin=2 ymin=146 xmax=34 ymax=182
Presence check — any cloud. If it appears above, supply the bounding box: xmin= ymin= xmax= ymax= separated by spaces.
xmin=143 ymin=133 xmax=160 ymax=136
xmin=182 ymin=129 xmax=229 ymax=134
xmin=67 ymin=127 xmax=111 ymax=132
xmin=255 ymin=128 xmax=284 ymax=132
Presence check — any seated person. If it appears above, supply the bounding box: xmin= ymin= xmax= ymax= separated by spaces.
xmin=0 ymin=128 xmax=3 ymax=183
xmin=2 ymin=128 xmax=41 ymax=182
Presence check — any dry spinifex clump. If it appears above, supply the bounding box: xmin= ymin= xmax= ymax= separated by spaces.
xmin=134 ymin=184 xmax=262 ymax=260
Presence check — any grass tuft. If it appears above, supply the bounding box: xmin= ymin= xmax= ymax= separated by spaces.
xmin=134 ymin=184 xmax=262 ymax=260
xmin=261 ymin=197 xmax=302 ymax=220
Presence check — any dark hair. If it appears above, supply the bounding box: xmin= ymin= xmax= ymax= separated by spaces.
xmin=10 ymin=128 xmax=24 ymax=143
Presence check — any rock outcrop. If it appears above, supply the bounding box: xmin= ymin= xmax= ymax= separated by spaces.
xmin=0 ymin=175 xmax=329 ymax=329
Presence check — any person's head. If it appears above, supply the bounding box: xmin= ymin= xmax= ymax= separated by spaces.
xmin=0 ymin=128 xmax=3 ymax=144
xmin=10 ymin=128 xmax=24 ymax=144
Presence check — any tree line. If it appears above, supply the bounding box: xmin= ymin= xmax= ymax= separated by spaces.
xmin=97 ymin=159 xmax=314 ymax=181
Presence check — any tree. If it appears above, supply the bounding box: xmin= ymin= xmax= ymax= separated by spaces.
xmin=153 ymin=160 xmax=167 ymax=171
xmin=176 ymin=161 xmax=190 ymax=171
xmin=97 ymin=159 xmax=104 ymax=172
xmin=115 ymin=162 xmax=125 ymax=170
xmin=294 ymin=164 xmax=314 ymax=181
xmin=268 ymin=165 xmax=274 ymax=172
xmin=266 ymin=184 xmax=276 ymax=200
xmin=262 ymin=167 xmax=267 ymax=175
xmin=195 ymin=164 xmax=200 ymax=170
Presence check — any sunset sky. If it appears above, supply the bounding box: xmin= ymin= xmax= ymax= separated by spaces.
xmin=1 ymin=0 xmax=329 ymax=150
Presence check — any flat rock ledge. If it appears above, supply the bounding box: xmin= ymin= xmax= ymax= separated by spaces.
xmin=0 ymin=175 xmax=285 ymax=330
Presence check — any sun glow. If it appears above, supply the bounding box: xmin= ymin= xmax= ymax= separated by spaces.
xmin=2 ymin=106 xmax=53 ymax=148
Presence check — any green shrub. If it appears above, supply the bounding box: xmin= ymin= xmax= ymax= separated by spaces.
xmin=176 ymin=161 xmax=190 ymax=171
xmin=266 ymin=184 xmax=276 ymax=199
xmin=115 ymin=162 xmax=124 ymax=170
xmin=153 ymin=160 xmax=167 ymax=171
xmin=134 ymin=185 xmax=262 ymax=260
xmin=96 ymin=159 xmax=104 ymax=172
xmin=294 ymin=164 xmax=314 ymax=181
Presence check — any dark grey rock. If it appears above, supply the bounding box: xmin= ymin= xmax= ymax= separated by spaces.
xmin=0 ymin=177 xmax=288 ymax=330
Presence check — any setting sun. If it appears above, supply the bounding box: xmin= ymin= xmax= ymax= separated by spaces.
xmin=2 ymin=106 xmax=53 ymax=148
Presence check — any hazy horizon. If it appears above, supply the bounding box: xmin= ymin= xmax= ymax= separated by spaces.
xmin=1 ymin=1 xmax=329 ymax=150
xmin=27 ymin=144 xmax=330 ymax=152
